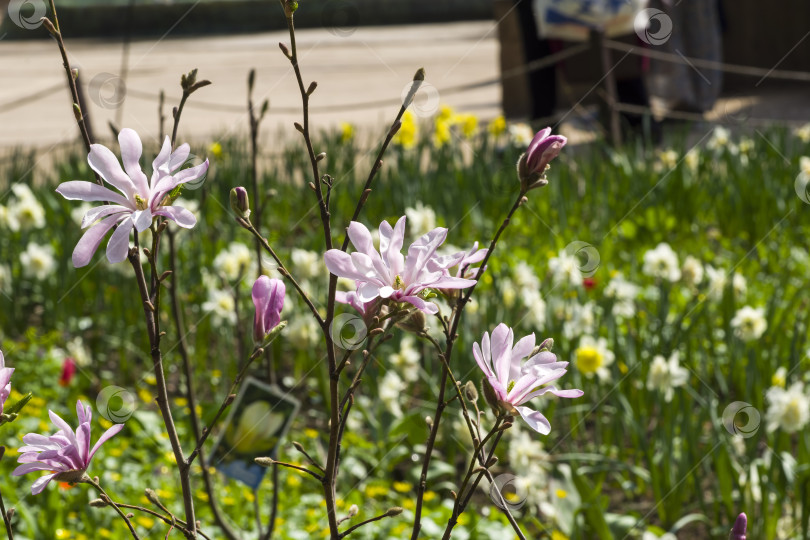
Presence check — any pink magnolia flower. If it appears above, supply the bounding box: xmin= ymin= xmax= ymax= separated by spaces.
xmin=252 ymin=276 xmax=285 ymax=343
xmin=56 ymin=128 xmax=209 ymax=267
xmin=13 ymin=401 xmax=123 ymax=494
xmin=324 ymin=217 xmax=475 ymax=315
xmin=517 ymin=127 xmax=567 ymax=191
xmin=0 ymin=350 xmax=14 ymax=415
xmin=474 ymin=323 xmax=583 ymax=434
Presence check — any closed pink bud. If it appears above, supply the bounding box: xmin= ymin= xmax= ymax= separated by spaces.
xmin=252 ymin=276 xmax=285 ymax=343
xmin=517 ymin=127 xmax=567 ymax=191
xmin=729 ymin=513 xmax=746 ymax=540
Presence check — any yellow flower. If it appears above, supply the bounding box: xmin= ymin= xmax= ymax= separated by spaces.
xmin=340 ymin=122 xmax=354 ymax=143
xmin=423 ymin=491 xmax=437 ymax=502
xmin=555 ymin=488 xmax=568 ymax=499
xmin=209 ymin=142 xmax=223 ymax=158
xmin=575 ymin=346 xmax=603 ymax=375
xmin=393 ymin=481 xmax=412 ymax=493
xmin=393 ymin=111 xmax=418 ymax=149
xmin=55 ymin=529 xmax=70 ymax=539
xmin=437 ymin=104 xmax=454 ymax=122
xmin=139 ymin=388 xmax=153 ymax=404
xmin=98 ymin=530 xmax=113 ymax=539
xmin=174 ymin=397 xmax=188 ymax=407
xmin=144 ymin=375 xmax=157 ymax=386
xmin=456 ymin=114 xmax=478 ymax=138
xmin=433 ymin=120 xmax=451 ymax=148
xmin=364 ymin=485 xmax=387 ymax=498
xmin=304 ymin=428 xmax=319 ymax=438
xmin=551 ymin=531 xmax=570 ymax=540
xmin=487 ymin=115 xmax=506 ymax=137
xmin=136 ymin=516 xmax=155 ymax=529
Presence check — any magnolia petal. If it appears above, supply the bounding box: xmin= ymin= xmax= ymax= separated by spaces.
xmin=514 ymin=405 xmax=551 ymax=435
xmin=80 ymin=205 xmax=128 ymax=229
xmin=87 ymin=143 xmax=137 ymax=199
xmin=324 ymin=250 xmax=367 ymax=281
xmin=72 ymin=214 xmax=124 ymax=268
xmin=88 ymin=423 xmax=124 ymax=461
xmin=106 ymin=217 xmax=134 ymax=264
xmin=132 ymin=208 xmax=154 ymax=233
xmin=30 ymin=473 xmax=58 ymax=495
xmin=118 ymin=128 xmax=149 ymax=196
xmin=490 ymin=324 xmax=513 ymax=387
xmin=154 ymin=206 xmax=197 ymax=228
xmin=400 ymin=295 xmax=438 ymax=314
xmin=56 ymin=181 xmax=131 ymax=208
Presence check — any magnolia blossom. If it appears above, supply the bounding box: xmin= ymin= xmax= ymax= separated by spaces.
xmin=474 ymin=323 xmax=583 ymax=434
xmin=647 ymin=352 xmax=689 ymax=402
xmin=56 ymin=129 xmax=208 ymax=267
xmin=730 ymin=306 xmax=767 ymax=342
xmin=324 ymin=217 xmax=475 ymax=314
xmin=766 ymin=382 xmax=809 ymax=433
xmin=13 ymin=401 xmax=123 ymax=494
xmin=642 ymin=243 xmax=681 ymax=282
xmin=0 ymin=351 xmax=14 ymax=415
xmin=252 ymin=276 xmax=285 ymax=343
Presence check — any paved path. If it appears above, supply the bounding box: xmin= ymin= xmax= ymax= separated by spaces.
xmin=0 ymin=21 xmax=501 ymax=149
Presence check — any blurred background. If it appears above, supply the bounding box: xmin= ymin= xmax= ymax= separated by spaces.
xmin=2 ymin=0 xmax=810 ymax=150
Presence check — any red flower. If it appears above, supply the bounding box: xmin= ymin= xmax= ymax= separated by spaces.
xmin=583 ymin=277 xmax=597 ymax=290
xmin=58 ymin=358 xmax=76 ymax=387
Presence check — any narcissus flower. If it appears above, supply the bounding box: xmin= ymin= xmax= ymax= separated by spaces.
xmin=252 ymin=276 xmax=285 ymax=344
xmin=731 ymin=306 xmax=767 ymax=342
xmin=13 ymin=401 xmax=123 ymax=494
xmin=474 ymin=324 xmax=582 ymax=434
xmin=324 ymin=217 xmax=475 ymax=314
xmin=56 ymin=128 xmax=208 ymax=267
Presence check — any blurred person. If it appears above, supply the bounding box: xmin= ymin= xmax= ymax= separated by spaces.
xmin=645 ymin=0 xmax=724 ymax=113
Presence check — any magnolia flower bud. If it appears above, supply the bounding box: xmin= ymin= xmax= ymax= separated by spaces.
xmin=89 ymin=498 xmax=109 ymax=508
xmin=517 ymin=127 xmax=567 ymax=193
xmin=481 ymin=377 xmax=500 ymax=414
xmin=730 ymin=513 xmax=747 ymax=540
xmin=347 ymin=504 xmax=359 ymax=518
xmin=384 ymin=507 xmax=404 ymax=517
xmin=395 ymin=310 xmax=427 ymax=334
xmin=252 ymin=277 xmax=286 ymax=344
xmin=463 ymin=381 xmax=479 ymax=402
xmin=230 ymin=187 xmax=250 ymax=219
